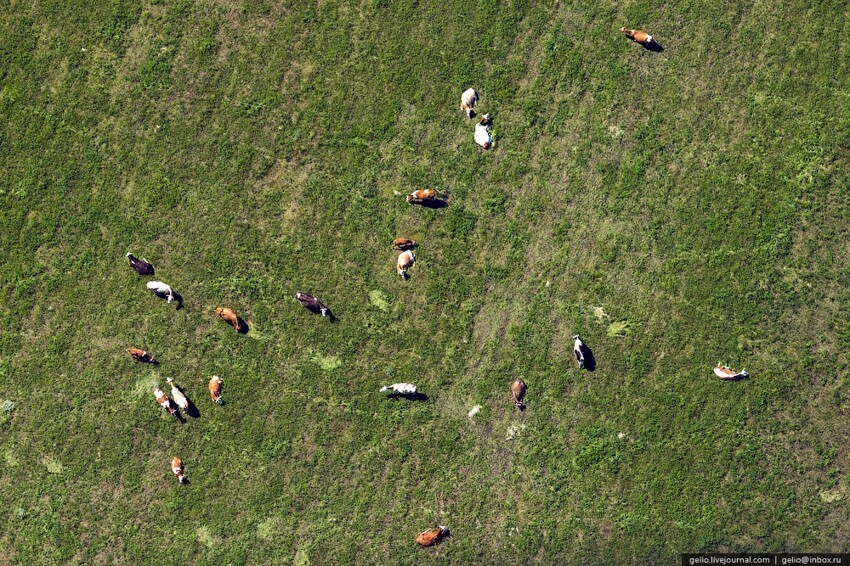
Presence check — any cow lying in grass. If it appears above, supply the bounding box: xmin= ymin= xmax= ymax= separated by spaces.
xmin=415 ymin=526 xmax=449 ymax=546
xmin=406 ymin=189 xmax=437 ymax=204
xmin=620 ymin=27 xmax=655 ymax=46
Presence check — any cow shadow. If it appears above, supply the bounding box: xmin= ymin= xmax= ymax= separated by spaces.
xmin=185 ymin=398 xmax=201 ymax=419
xmin=390 ymin=392 xmax=429 ymax=402
xmin=419 ymin=199 xmax=448 ymax=209
xmin=236 ymin=317 xmax=250 ymax=335
xmin=150 ymin=290 xmax=183 ymax=309
xmin=643 ymin=41 xmax=664 ymax=53
xmin=303 ymin=304 xmax=337 ymax=322
xmin=581 ymin=346 xmax=597 ymax=372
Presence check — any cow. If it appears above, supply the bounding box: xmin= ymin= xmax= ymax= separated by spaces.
xmin=511 ymin=378 xmax=527 ymax=410
xmin=573 ymin=335 xmax=588 ymax=369
xmin=153 ymin=386 xmax=178 ymax=417
xmin=474 ymin=114 xmax=492 ymax=149
xmin=406 ymin=189 xmax=437 ymax=204
xmin=295 ymin=292 xmax=333 ymax=319
xmin=208 ymin=375 xmax=224 ymax=405
xmin=215 ymin=307 xmax=242 ymax=332
xmin=714 ymin=365 xmax=749 ymax=381
xmin=127 ymin=348 xmax=156 ymax=364
xmin=166 ymin=378 xmax=190 ymax=412
xmin=397 ymin=250 xmax=415 ymax=279
xmin=126 ymin=253 xmax=154 ymax=276
xmin=620 ymin=27 xmax=654 ymax=46
xmin=146 ymin=281 xmax=177 ymax=304
xmin=171 ymin=457 xmax=187 ymax=484
xmin=415 ymin=526 xmax=449 ymax=547
xmin=380 ymin=383 xmax=417 ymax=395
xmin=460 ymin=88 xmax=479 ymax=118
xmin=391 ymin=238 xmax=417 ymax=251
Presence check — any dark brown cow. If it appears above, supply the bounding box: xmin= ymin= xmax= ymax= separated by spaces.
xmin=126 ymin=253 xmax=154 ymax=275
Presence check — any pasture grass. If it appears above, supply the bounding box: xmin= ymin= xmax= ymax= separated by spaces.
xmin=2 ymin=0 xmax=850 ymax=563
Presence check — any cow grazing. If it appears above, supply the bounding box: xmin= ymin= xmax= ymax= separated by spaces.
xmin=415 ymin=526 xmax=449 ymax=547
xmin=573 ymin=335 xmax=588 ymax=369
xmin=474 ymin=115 xmax=493 ymax=149
xmin=126 ymin=253 xmax=154 ymax=276
xmin=153 ymin=386 xmax=178 ymax=417
xmin=166 ymin=378 xmax=190 ymax=412
xmin=511 ymin=378 xmax=527 ymax=410
xmin=171 ymin=457 xmax=187 ymax=484
xmin=397 ymin=250 xmax=415 ymax=279
xmin=127 ymin=348 xmax=155 ymax=364
xmin=714 ymin=365 xmax=749 ymax=381
xmin=620 ymin=27 xmax=654 ymax=46
xmin=406 ymin=189 xmax=437 ymax=204
xmin=380 ymin=383 xmax=418 ymax=396
xmin=147 ymin=281 xmax=177 ymax=304
xmin=215 ymin=307 xmax=242 ymax=332
xmin=208 ymin=375 xmax=224 ymax=405
xmin=391 ymin=238 xmax=417 ymax=251
xmin=460 ymin=88 xmax=479 ymax=118
xmin=295 ymin=292 xmax=332 ymax=319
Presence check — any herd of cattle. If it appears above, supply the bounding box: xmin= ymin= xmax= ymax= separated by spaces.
xmin=121 ymin=30 xmax=749 ymax=546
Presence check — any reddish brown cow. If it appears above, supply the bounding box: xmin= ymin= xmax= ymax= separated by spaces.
xmin=620 ymin=27 xmax=654 ymax=45
xmin=415 ymin=526 xmax=449 ymax=547
xmin=391 ymin=238 xmax=417 ymax=251
xmin=215 ymin=307 xmax=242 ymax=332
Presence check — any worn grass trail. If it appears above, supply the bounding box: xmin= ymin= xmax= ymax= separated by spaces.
xmin=2 ymin=0 xmax=850 ymax=563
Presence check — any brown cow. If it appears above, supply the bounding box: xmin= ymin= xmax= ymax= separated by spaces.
xmin=208 ymin=375 xmax=224 ymax=405
xmin=171 ymin=457 xmax=187 ymax=484
xmin=153 ymin=386 xmax=178 ymax=417
xmin=215 ymin=307 xmax=242 ymax=332
xmin=406 ymin=189 xmax=437 ymax=204
xmin=415 ymin=526 xmax=449 ymax=547
xmin=128 ymin=348 xmax=155 ymax=364
xmin=511 ymin=378 xmax=527 ymax=410
xmin=620 ymin=27 xmax=654 ymax=45
xmin=391 ymin=238 xmax=417 ymax=251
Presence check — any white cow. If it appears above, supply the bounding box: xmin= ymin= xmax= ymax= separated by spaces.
xmin=460 ymin=88 xmax=479 ymax=118
xmin=146 ymin=281 xmax=176 ymax=304
xmin=380 ymin=383 xmax=417 ymax=395
xmin=474 ymin=114 xmax=492 ymax=149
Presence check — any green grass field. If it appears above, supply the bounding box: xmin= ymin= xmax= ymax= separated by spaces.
xmin=3 ymin=0 xmax=850 ymax=563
